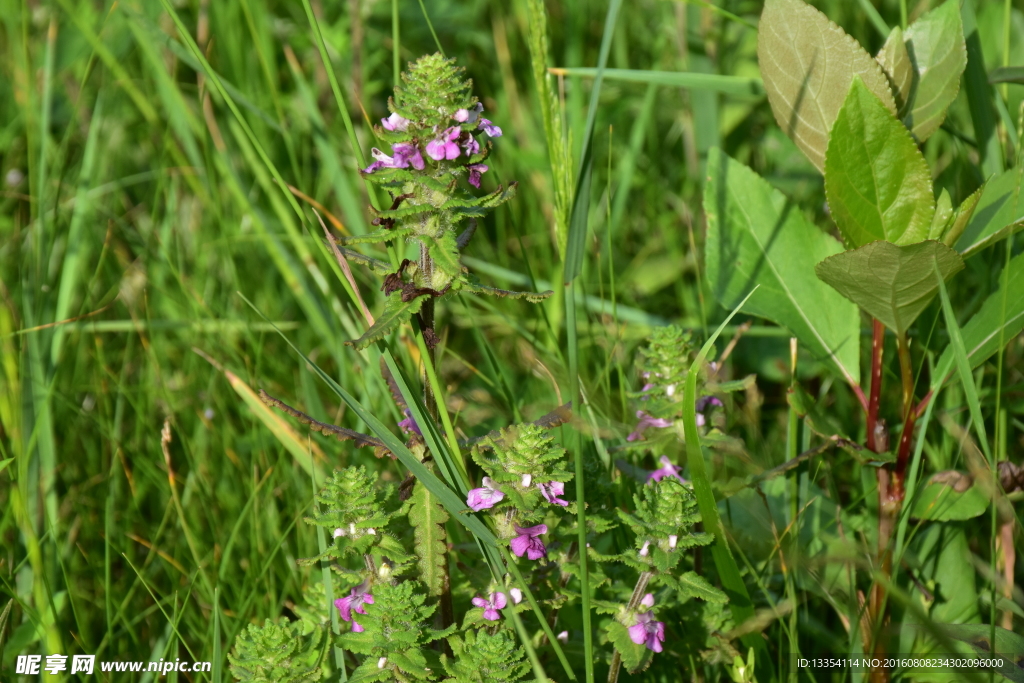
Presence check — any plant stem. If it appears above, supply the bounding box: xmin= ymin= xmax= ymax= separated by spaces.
xmin=607 ymin=572 xmax=653 ymax=683
xmin=865 ymin=319 xmax=891 ymax=683
xmin=866 ymin=319 xmax=885 ymax=453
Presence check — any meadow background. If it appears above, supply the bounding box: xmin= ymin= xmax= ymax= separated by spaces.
xmin=0 ymin=0 xmax=1021 ymax=680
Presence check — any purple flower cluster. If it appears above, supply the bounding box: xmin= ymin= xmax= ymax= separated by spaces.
xmin=362 ymin=103 xmax=502 ymax=188
xmin=335 ymin=584 xmax=374 ymax=632
xmin=628 ymin=593 xmax=666 ymax=653
xmin=464 ymin=476 xmax=568 ymax=559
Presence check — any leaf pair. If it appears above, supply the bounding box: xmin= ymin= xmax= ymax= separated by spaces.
xmin=759 ymin=0 xmax=965 ymax=173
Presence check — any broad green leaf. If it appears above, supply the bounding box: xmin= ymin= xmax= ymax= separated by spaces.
xmin=757 ymin=0 xmax=897 ymax=172
xmin=814 ymin=240 xmax=964 ymax=335
xmin=910 ymin=479 xmax=988 ymax=521
xmin=706 ymin=148 xmax=861 ymax=386
xmin=936 ymin=624 xmax=1024 ymax=682
xmin=915 ymin=524 xmax=979 ymax=626
xmin=605 ymin=621 xmax=651 ymax=674
xmin=900 ymin=0 xmax=967 ymax=142
xmin=345 ymin=294 xmax=427 ymax=350
xmin=936 ymin=251 xmax=1024 ymax=374
xmin=824 ymin=78 xmax=934 ymax=246
xmin=956 ymin=166 xmax=1024 ymax=258
xmin=0 ymin=458 xmax=12 ymax=475
xmin=876 ymin=26 xmax=914 ymax=114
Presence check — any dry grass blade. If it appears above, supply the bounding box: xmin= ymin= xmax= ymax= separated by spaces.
xmin=259 ymin=390 xmax=393 ymax=459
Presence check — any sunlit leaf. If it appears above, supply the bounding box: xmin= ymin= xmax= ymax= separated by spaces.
xmin=815 ymin=240 xmax=964 ymax=335
xmin=876 ymin=26 xmax=913 ymax=114
xmin=956 ymin=165 xmax=1024 ymax=258
xmin=705 ymin=148 xmax=861 ymax=386
xmin=824 ymin=78 xmax=934 ymax=246
xmin=900 ymin=0 xmax=966 ymax=141
xmin=757 ymin=0 xmax=896 ymax=172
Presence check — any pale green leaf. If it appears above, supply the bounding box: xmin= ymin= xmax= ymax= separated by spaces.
xmin=345 ymin=294 xmax=427 ymax=350
xmin=422 ymin=231 xmax=463 ymax=281
xmin=956 ymin=166 xmax=1024 ymax=258
xmin=705 ymin=148 xmax=861 ymax=386
xmin=876 ymin=26 xmax=914 ymax=114
xmin=814 ymin=240 xmax=964 ymax=335
xmin=757 ymin=0 xmax=897 ymax=172
xmin=342 ymin=225 xmax=416 ymax=246
xmin=0 ymin=458 xmax=12 ymax=475
xmin=910 ymin=479 xmax=988 ymax=521
xmin=935 ymin=251 xmax=1024 ymax=374
xmin=824 ymin=77 xmax=934 ymax=246
xmin=901 ymin=0 xmax=966 ymax=141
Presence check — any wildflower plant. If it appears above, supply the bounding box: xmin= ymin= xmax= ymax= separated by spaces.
xmin=339 ymin=54 xmax=550 ymax=350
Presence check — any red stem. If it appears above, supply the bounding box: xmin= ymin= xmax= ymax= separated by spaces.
xmin=866 ymin=319 xmax=885 ymax=453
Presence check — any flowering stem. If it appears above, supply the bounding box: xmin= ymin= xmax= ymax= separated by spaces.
xmin=607 ymin=572 xmax=653 ymax=683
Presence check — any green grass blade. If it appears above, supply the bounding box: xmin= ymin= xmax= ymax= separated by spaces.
xmin=682 ymin=287 xmax=769 ymax=664
xmin=935 ymin=264 xmax=992 ymax=460
xmin=549 ymin=67 xmax=764 ymax=97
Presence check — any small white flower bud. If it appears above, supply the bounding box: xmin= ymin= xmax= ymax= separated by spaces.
xmin=668 ymin=534 xmax=678 ymax=549
xmin=521 ymin=474 xmax=533 ymax=487
xmin=333 ymin=528 xmax=346 ymax=538
xmin=640 ymin=593 xmax=655 ymax=608
xmin=349 ymin=523 xmax=357 ymax=535
xmin=666 ymin=384 xmax=676 ymax=396
xmin=367 ymin=528 xmax=377 ymax=535
xmin=509 ymin=588 xmax=523 ymax=604
xmin=557 ymin=631 xmax=569 ymax=643
xmin=639 ymin=541 xmax=651 ymax=557
xmin=377 ymin=657 xmax=387 ymax=669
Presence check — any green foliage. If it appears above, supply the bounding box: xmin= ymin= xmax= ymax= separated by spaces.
xmin=910 ymin=477 xmax=988 ymax=521
xmin=407 ymin=483 xmax=450 ymax=598
xmin=814 ymin=240 xmax=964 ymax=335
xmin=340 ymin=580 xmax=452 ymax=681
xmin=441 ymin=630 xmax=530 ymax=683
xmin=757 ymin=0 xmax=896 ymax=172
xmin=616 ymin=478 xmax=713 ymax=573
xmin=228 ymin=619 xmax=324 ymax=683
xmin=346 ymin=293 xmax=428 ymax=350
xmin=304 ymin=467 xmax=401 ymax=561
xmin=824 ymin=77 xmax=934 ymax=247
xmin=472 ymin=423 xmax=574 ymax=511
xmin=895 ymin=0 xmax=966 ymax=141
xmin=704 ymin=148 xmax=861 ymax=386
xmin=956 ymin=166 xmax=1024 ymax=258
xmin=606 ymin=621 xmax=651 ymax=674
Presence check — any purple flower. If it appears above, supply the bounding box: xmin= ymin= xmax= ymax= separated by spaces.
xmin=381 ymin=112 xmax=410 ymax=131
xmin=361 ymin=143 xmax=424 ymax=174
xmin=537 ymin=481 xmax=569 ymax=507
xmin=695 ymin=395 xmax=722 ymax=426
xmin=627 ymin=410 xmax=673 ymax=441
xmin=335 ymin=585 xmax=374 ymax=632
xmin=392 ymin=142 xmax=425 ymax=170
xmin=466 ymin=477 xmax=504 ymax=511
xmin=647 ymin=455 xmax=687 ymax=484
xmin=398 ymin=409 xmax=421 ymax=436
xmin=471 ymin=591 xmax=507 ymax=621
xmin=426 ymin=127 xmax=462 ymax=161
xmin=467 ymin=164 xmax=488 ymax=188
xmin=454 ymin=102 xmax=483 ymax=124
xmin=462 ymin=134 xmax=481 ymax=156
xmin=628 ymin=610 xmax=666 ymax=653
xmin=478 ymin=118 xmax=502 ymax=137
xmin=510 ymin=523 xmax=547 ymax=560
